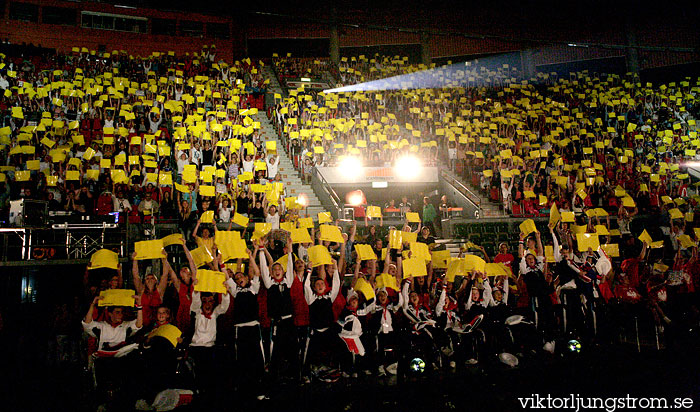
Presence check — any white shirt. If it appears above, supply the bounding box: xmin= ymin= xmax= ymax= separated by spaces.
xmin=266 ymin=213 xmax=280 ymax=230
xmin=82 ymin=319 xmax=141 ymax=352
xmin=242 ymin=159 xmax=254 ymax=173
xmin=189 ymin=291 xmax=230 ymax=347
xmin=266 ymin=156 xmax=280 ymax=179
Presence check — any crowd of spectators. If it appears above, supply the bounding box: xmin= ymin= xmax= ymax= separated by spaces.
xmin=0 ymin=44 xmax=320 ymax=237
xmin=4 ymin=46 xmax=700 ymax=410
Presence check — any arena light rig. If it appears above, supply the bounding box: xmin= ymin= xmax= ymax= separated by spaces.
xmin=394 ymin=155 xmax=422 ymax=179
xmin=323 ymin=51 xmax=522 ymax=94
xmin=338 ymin=155 xmax=362 ymax=177
xmin=410 ymin=357 xmax=426 ymax=374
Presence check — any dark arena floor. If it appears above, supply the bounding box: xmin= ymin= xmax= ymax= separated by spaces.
xmin=2 ymin=331 xmax=699 ymax=412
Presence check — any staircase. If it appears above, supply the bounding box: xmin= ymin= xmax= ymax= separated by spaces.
xmin=441 ymin=168 xmax=507 ymax=218
xmin=254 ymin=112 xmax=327 ymax=219
xmin=261 ymin=65 xmax=285 ymax=97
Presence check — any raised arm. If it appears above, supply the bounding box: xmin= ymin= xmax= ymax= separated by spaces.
xmin=248 ymin=248 xmax=260 ymax=278
xmin=330 ymin=262 xmax=341 ymax=301
xmin=303 ymin=271 xmax=315 ymax=305
xmin=131 ymin=252 xmax=144 ymax=295
xmin=157 ymin=256 xmax=172 ymax=299
xmin=260 ymin=246 xmax=273 ymax=289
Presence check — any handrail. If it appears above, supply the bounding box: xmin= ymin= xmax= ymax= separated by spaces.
xmin=314 ymin=168 xmax=342 ymax=218
xmin=440 ymin=168 xmax=482 ymax=215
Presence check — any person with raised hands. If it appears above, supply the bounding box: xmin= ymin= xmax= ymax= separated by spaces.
xmin=186 ymin=265 xmax=230 ymax=400
xmin=131 ymin=251 xmax=169 ymax=326
xmin=259 ymin=235 xmax=299 ymax=381
xmin=303 ymin=251 xmax=341 ymax=378
xmin=82 ymin=293 xmax=143 ymax=402
xmin=223 ymin=247 xmax=267 ymax=401
xmin=165 ymin=238 xmax=197 ymax=331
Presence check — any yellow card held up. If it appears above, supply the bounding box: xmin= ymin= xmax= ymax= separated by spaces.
xmin=291 ymin=228 xmax=312 ymax=244
xmin=134 ymin=239 xmax=165 ymax=260
xmin=320 ymin=224 xmax=345 ymax=243
xmin=200 ymin=210 xmax=215 ymax=223
xmin=308 ymin=245 xmax=333 ymax=267
xmin=519 ymin=219 xmax=538 ymax=236
xmin=297 ymin=217 xmax=314 ymax=229
xmin=194 ymin=269 xmax=227 ymax=294
xmin=638 ymin=229 xmax=653 ymax=245
xmin=367 ymin=206 xmax=382 ymax=218
xmin=98 ymin=289 xmax=136 ymax=307
xmin=89 ymin=249 xmax=119 ymax=270
xmin=161 ymin=233 xmax=184 ymax=247
xmin=549 ymin=204 xmax=561 ymax=226
xmin=576 ymin=233 xmax=600 ymax=252
xmin=402 ymin=257 xmax=427 ymax=278
xmin=375 ymin=273 xmax=399 ymax=291
xmin=431 ymin=250 xmax=451 ymax=269
xmin=410 ymin=242 xmax=431 ymax=261
xmin=354 ymin=277 xmax=375 ymax=300
xmin=190 ymin=246 xmax=214 ymax=268
xmin=148 ymin=324 xmax=181 ymax=348
xmin=561 ymin=211 xmax=576 ymax=223
xmin=232 ymin=213 xmax=249 ymax=227
xmin=354 ymin=244 xmax=377 ymax=261
xmin=318 ymin=212 xmax=332 ymax=224
xmin=600 ymin=244 xmax=619 ymax=257
xmin=405 ymin=212 xmax=420 ymax=223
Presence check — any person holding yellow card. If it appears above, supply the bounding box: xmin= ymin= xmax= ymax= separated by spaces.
xmin=188 ymin=265 xmax=231 ymax=396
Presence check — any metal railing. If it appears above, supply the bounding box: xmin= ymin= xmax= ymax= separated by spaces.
xmin=440 ymin=168 xmax=482 ymax=216
xmin=313 ymin=168 xmax=342 ymax=218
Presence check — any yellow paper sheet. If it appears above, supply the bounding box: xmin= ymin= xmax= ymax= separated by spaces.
xmin=231 ymin=213 xmax=248 ymax=227
xmin=367 ymin=206 xmax=382 ymax=218
xmin=134 ymin=239 xmax=165 ymax=260
xmin=200 ymin=210 xmax=215 ymax=223
xmin=354 ymin=244 xmax=377 ymax=261
xmin=148 ymin=324 xmax=182 ymax=347
xmin=291 ymin=228 xmax=312 ymax=244
xmin=194 ymin=269 xmax=227 ymax=294
xmin=89 ymin=249 xmax=119 ymax=270
xmin=638 ymin=229 xmax=653 ymax=245
xmin=519 ymin=219 xmax=538 ymax=236
xmin=410 ymin=242 xmax=431 ymax=261
xmin=308 ymin=245 xmax=333 ymax=267
xmin=375 ymin=273 xmax=399 ymax=291
xmin=354 ymin=278 xmax=376 ymax=300
xmin=297 ymin=217 xmax=314 ymax=229
xmin=576 ymin=233 xmax=600 ymax=252
xmin=431 ymin=250 xmax=451 ymax=269
xmin=320 ymin=224 xmax=345 ymax=243
xmin=405 ymin=212 xmax=420 ymax=223
xmin=191 ymin=246 xmax=214 ymax=268
xmin=402 ymin=257 xmax=427 ymax=278
xmin=161 ymin=233 xmax=184 ymax=247
xmin=98 ymin=289 xmax=135 ymax=307
xmin=318 ymin=212 xmax=332 ymax=224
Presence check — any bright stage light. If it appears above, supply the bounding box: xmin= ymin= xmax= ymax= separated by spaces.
xmin=297 ymin=193 xmax=308 ymax=207
xmin=567 ymin=339 xmax=582 ymax=353
xmin=338 ymin=156 xmax=362 ymax=177
xmin=346 ymin=190 xmax=364 ymax=207
xmin=394 ymin=156 xmax=422 ymax=179
xmin=409 ymin=357 xmax=426 ymax=373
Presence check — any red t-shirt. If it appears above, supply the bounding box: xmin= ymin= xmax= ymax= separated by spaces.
xmin=141 ymin=290 xmax=162 ymax=326
xmin=176 ymin=283 xmax=193 ymax=331
xmin=290 ymin=275 xmax=309 ymax=327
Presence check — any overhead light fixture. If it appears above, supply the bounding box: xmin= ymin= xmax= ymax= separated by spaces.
xmin=394 ymin=156 xmax=422 ymax=180
xmin=338 ymin=156 xmax=362 ymax=177
xmin=114 ymin=4 xmax=137 ymax=9
xmin=301 ymin=77 xmax=311 ymax=82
